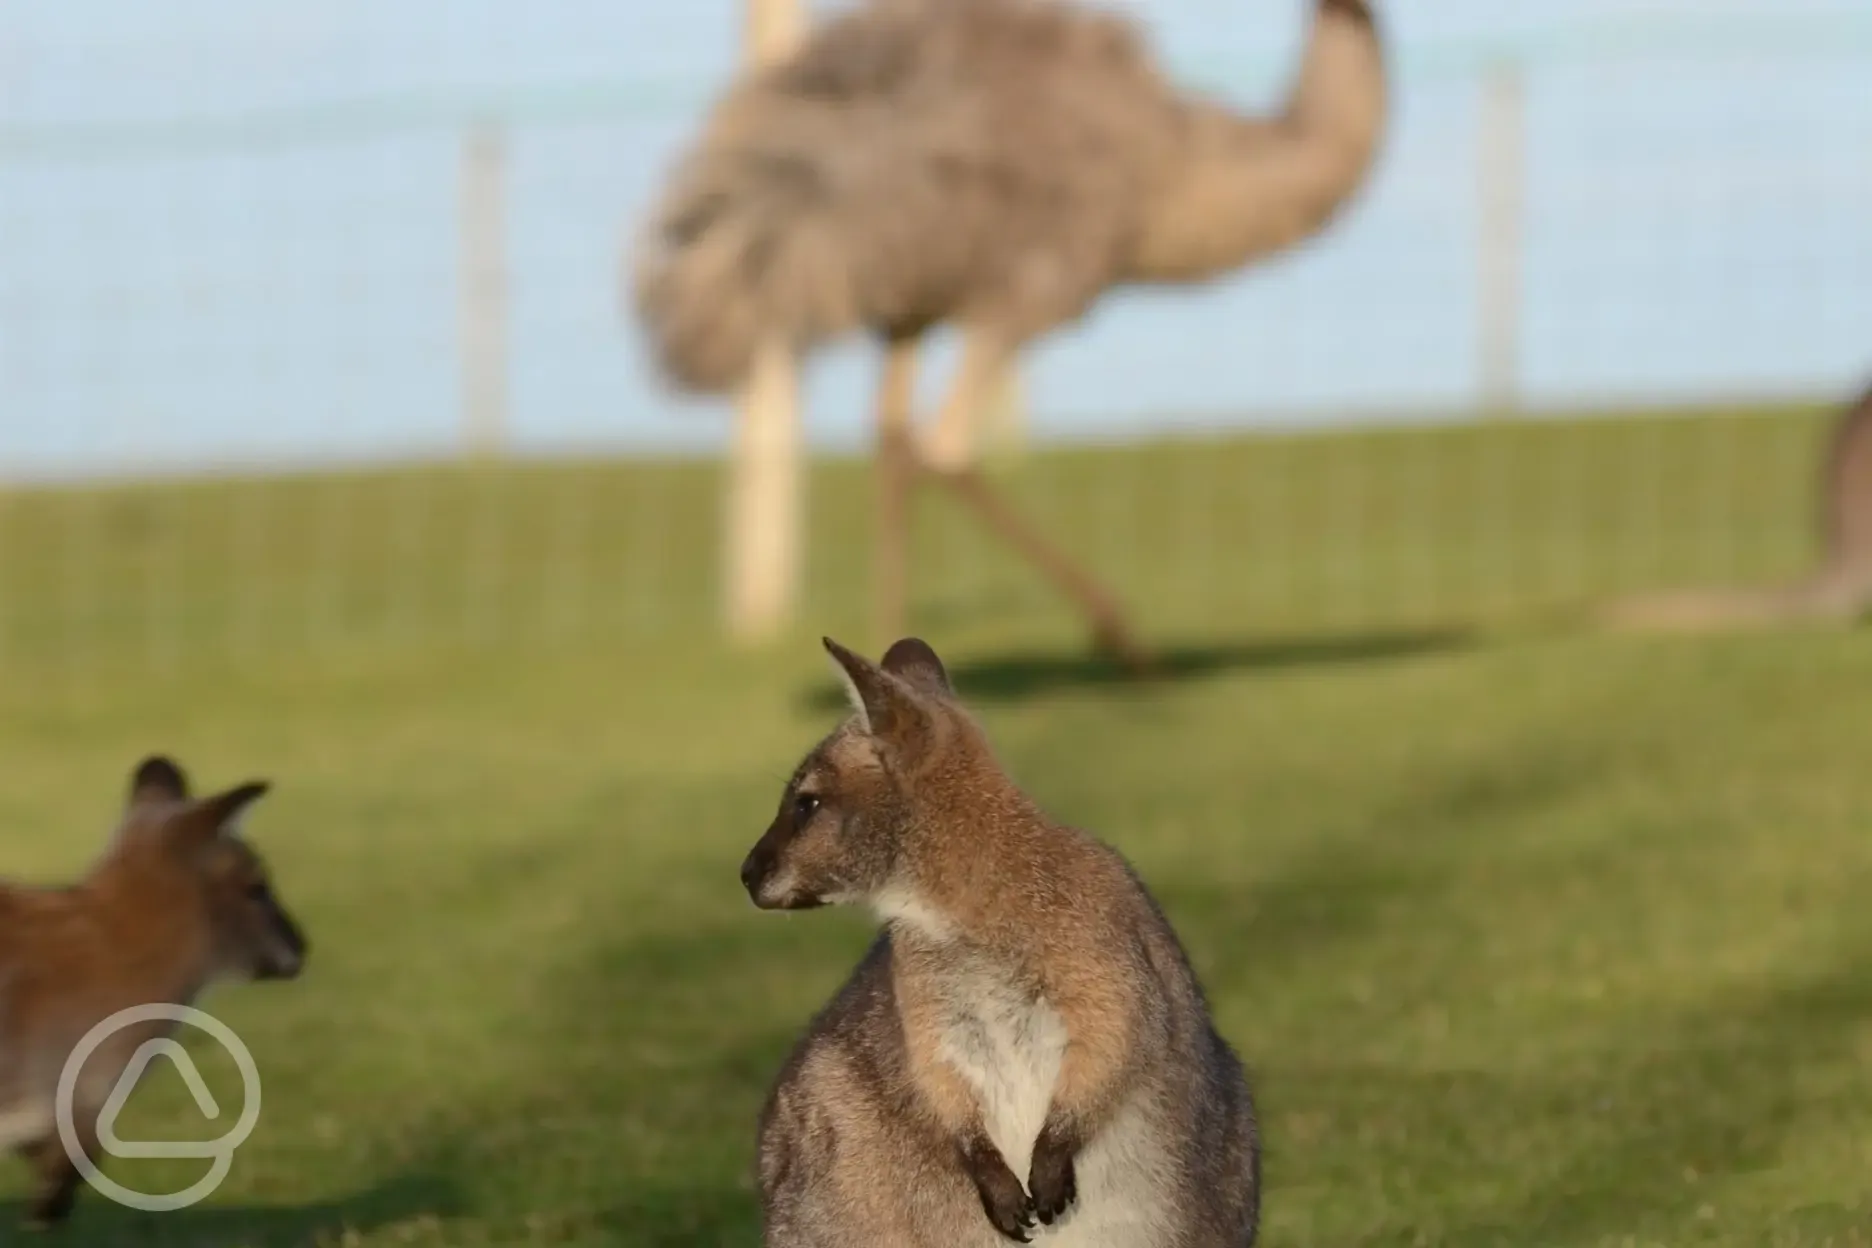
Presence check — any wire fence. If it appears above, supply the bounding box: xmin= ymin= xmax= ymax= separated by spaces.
xmin=1 ymin=5 xmax=1868 ymax=682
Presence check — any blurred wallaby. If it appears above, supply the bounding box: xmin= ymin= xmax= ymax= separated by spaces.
xmin=1601 ymin=381 xmax=1872 ymax=631
xmin=740 ymin=637 xmax=1259 ymax=1246
xmin=0 ymin=756 xmax=307 ymax=1228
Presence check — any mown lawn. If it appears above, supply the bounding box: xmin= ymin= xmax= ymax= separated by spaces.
xmin=1 ymin=408 xmax=1869 ymax=1246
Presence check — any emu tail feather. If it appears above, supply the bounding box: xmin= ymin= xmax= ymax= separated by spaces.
xmin=631 ymin=142 xmax=864 ymax=396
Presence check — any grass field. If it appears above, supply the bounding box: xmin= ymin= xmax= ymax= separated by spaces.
xmin=2 ymin=408 xmax=1870 ymax=1246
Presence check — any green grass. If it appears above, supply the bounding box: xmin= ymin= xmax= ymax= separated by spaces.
xmin=1 ymin=407 xmax=1869 ymax=1246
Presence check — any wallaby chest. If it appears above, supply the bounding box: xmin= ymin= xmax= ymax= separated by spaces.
xmin=919 ymin=949 xmax=1069 ymax=1178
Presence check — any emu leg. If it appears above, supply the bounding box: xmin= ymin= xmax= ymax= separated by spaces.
xmin=918 ymin=329 xmax=1153 ymax=673
xmin=925 ymin=324 xmax=1033 ymax=474
xmin=874 ymin=336 xmax=921 ymax=646
xmin=932 ymin=466 xmax=1154 ymax=673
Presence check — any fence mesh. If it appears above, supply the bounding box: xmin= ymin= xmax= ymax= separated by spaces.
xmin=1 ymin=3 xmax=1868 ymax=685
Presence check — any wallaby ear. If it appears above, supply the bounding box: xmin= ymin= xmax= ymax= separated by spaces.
xmin=128 ymin=755 xmax=190 ymax=809
xmin=191 ymin=781 xmax=271 ymax=841
xmin=823 ymin=636 xmax=934 ymax=749
xmin=160 ymin=779 xmax=269 ymax=852
xmin=879 ymin=637 xmax=952 ymax=698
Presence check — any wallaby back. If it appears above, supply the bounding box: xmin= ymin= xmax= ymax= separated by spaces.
xmin=743 ymin=638 xmax=1258 ymax=1246
xmin=1823 ymin=382 xmax=1872 ymax=580
xmin=1600 ymin=382 xmax=1872 ymax=632
xmin=0 ymin=756 xmax=307 ymax=1228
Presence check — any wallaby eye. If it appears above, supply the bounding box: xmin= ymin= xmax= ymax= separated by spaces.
xmin=792 ymin=793 xmax=821 ymax=821
xmin=245 ymin=880 xmax=271 ymax=902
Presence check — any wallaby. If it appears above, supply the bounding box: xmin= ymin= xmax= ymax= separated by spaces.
xmin=1600 ymin=381 xmax=1872 ymax=632
xmin=0 ymin=756 xmax=308 ymax=1228
xmin=740 ymin=637 xmax=1259 ymax=1247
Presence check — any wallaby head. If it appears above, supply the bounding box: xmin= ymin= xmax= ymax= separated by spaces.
xmin=105 ymin=755 xmax=309 ymax=984
xmin=739 ymin=636 xmax=998 ymax=913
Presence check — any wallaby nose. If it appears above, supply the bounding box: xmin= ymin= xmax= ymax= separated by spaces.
xmin=740 ymin=847 xmax=767 ymax=899
xmin=268 ymin=921 xmax=309 ymax=980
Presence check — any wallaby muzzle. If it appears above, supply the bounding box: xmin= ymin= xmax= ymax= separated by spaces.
xmin=257 ymin=907 xmax=310 ymax=981
xmin=740 ymin=821 xmax=826 ymax=911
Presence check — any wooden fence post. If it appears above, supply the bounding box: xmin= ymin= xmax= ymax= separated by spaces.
xmin=459 ymin=124 xmax=509 ymax=455
xmin=725 ymin=0 xmax=809 ymax=643
xmin=1477 ymin=60 xmax=1526 ymax=416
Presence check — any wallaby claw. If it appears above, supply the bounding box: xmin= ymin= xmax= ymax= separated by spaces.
xmin=965 ymin=1140 xmax=1039 ymax=1242
xmin=982 ymin=1185 xmax=1038 ymax=1241
xmin=1028 ymin=1131 xmax=1079 ymax=1224
xmin=986 ymin=1197 xmax=1037 ymax=1242
xmin=1033 ymin=1167 xmax=1076 ymax=1223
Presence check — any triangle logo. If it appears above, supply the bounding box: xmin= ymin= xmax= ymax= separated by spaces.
xmin=96 ymin=1039 xmax=224 ymax=1160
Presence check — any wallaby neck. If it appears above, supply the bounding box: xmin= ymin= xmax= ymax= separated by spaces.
xmin=885 ymin=788 xmax=1073 ymax=954
xmin=76 ymin=860 xmax=219 ymax=1006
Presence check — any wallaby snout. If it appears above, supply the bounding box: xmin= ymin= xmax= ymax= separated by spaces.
xmin=739 ymin=825 xmax=791 ymax=909
xmin=739 ymin=637 xmax=963 ymax=914
xmin=740 ymin=800 xmax=831 ymax=911
xmin=254 ymin=899 xmax=310 ymax=981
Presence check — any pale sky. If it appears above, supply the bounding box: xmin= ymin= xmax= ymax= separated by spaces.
xmin=1 ymin=1 xmax=1869 ymax=477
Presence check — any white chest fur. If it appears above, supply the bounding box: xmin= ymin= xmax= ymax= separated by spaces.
xmin=933 ymin=962 xmax=1069 ymax=1180
xmin=939 ymin=972 xmax=1175 ymax=1247
xmin=883 ymin=904 xmax=1173 ymax=1245
xmin=937 ymin=986 xmax=1173 ymax=1248
xmin=0 ymin=1104 xmax=51 ymax=1151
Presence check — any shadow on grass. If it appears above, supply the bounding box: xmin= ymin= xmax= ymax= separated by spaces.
xmin=1277 ymin=959 xmax=1872 ymax=1248
xmin=1144 ymin=736 xmax=1872 ymax=1246
xmin=1466 ymin=963 xmax=1872 ymax=1247
xmin=1167 ymin=724 xmax=1613 ymax=1000
xmin=4 ymin=1170 xmax=465 ymax=1248
xmin=798 ymin=628 xmax=1472 ymax=709
xmin=12 ymin=916 xmax=796 ymax=1246
xmin=324 ymin=917 xmax=820 ymax=1246
xmin=596 ymin=1182 xmax=763 ymax=1247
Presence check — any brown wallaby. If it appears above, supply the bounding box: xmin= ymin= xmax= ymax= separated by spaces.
xmin=740 ymin=637 xmax=1259 ymax=1246
xmin=1600 ymin=382 xmax=1872 ymax=632
xmin=0 ymin=756 xmax=308 ymax=1228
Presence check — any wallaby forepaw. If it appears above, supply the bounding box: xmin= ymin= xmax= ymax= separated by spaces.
xmin=964 ymin=1141 xmax=1038 ymax=1242
xmin=978 ymin=1173 xmax=1038 ymax=1242
xmin=988 ymin=1199 xmax=1038 ymax=1243
xmin=1028 ymin=1132 xmax=1079 ymax=1225
xmin=23 ymin=1201 xmax=71 ymax=1233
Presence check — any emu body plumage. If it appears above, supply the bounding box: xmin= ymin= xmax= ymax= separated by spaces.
xmin=635 ymin=0 xmax=1384 ymax=393
xmin=629 ymin=0 xmax=1389 ymax=659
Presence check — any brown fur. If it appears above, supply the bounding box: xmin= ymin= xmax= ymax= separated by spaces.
xmin=742 ymin=638 xmax=1258 ymax=1246
xmin=632 ymin=0 xmax=1387 ymax=393
xmin=1601 ymin=382 xmax=1872 ymax=632
xmin=0 ymin=757 xmax=307 ymax=1228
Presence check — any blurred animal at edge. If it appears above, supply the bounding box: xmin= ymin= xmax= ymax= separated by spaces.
xmin=0 ymin=757 xmax=307 ymax=1229
xmin=1602 ymin=378 xmax=1872 ymax=631
xmin=739 ymin=636 xmax=1261 ymax=1246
